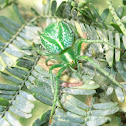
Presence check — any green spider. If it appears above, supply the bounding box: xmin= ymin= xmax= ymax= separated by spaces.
xmin=39 ymin=21 xmax=122 ymax=124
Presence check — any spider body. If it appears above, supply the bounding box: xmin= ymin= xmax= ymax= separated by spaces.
xmin=40 ymin=21 xmax=76 ymax=66
xmin=40 ymin=21 xmax=122 ymax=124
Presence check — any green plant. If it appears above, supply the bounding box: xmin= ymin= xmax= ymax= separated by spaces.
xmin=0 ymin=0 xmax=126 ymax=126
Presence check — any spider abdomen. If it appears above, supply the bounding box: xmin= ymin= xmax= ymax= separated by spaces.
xmin=40 ymin=21 xmax=75 ymax=54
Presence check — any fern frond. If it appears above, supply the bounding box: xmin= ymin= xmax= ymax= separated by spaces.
xmin=106 ymin=0 xmax=126 ymax=36
xmin=0 ymin=15 xmax=43 ymax=125
xmin=51 ymin=97 xmax=118 ymax=126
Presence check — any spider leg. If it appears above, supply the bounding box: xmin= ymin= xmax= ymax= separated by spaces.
xmin=46 ymin=56 xmax=54 ymax=66
xmin=69 ymin=66 xmax=82 ymax=80
xmin=32 ymin=43 xmax=51 ymax=56
xmin=46 ymin=56 xmax=60 ymax=66
xmin=49 ymin=65 xmax=68 ymax=124
xmin=49 ymin=64 xmax=64 ymax=93
xmin=77 ymin=55 xmax=122 ymax=88
xmin=76 ymin=60 xmax=81 ymax=75
xmin=75 ymin=39 xmax=82 ymax=56
xmin=76 ymin=39 xmax=123 ymax=55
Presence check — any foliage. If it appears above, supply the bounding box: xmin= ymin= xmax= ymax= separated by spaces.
xmin=0 ymin=0 xmax=126 ymax=126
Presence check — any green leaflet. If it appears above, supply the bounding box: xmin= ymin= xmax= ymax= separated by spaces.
xmin=107 ymin=31 xmax=114 ymax=67
xmin=89 ymin=4 xmax=107 ymax=29
xmin=51 ymin=121 xmax=82 ymax=126
xmin=32 ymin=110 xmax=50 ymax=126
xmin=28 ymin=85 xmax=53 ymax=100
xmin=0 ymin=94 xmax=12 ymax=100
xmin=63 ymin=94 xmax=89 ymax=110
xmin=10 ymin=106 xmax=32 ymax=118
xmin=86 ymin=117 xmax=111 ymax=126
xmin=0 ymin=106 xmax=5 ymax=112
xmin=0 ymin=98 xmax=9 ymax=106
xmin=110 ymin=22 xmax=122 ymax=33
xmin=51 ymin=108 xmax=84 ymax=126
xmin=33 ymin=93 xmax=53 ymax=106
xmin=62 ymin=88 xmax=96 ymax=95
xmin=0 ymin=41 xmax=5 ymax=47
xmin=5 ymin=44 xmax=23 ymax=58
xmin=13 ymin=4 xmax=25 ymax=24
xmin=116 ymin=6 xmax=124 ymax=18
xmin=32 ymin=118 xmax=45 ymax=126
xmin=0 ymin=72 xmax=22 ymax=84
xmin=0 ymin=90 xmax=16 ymax=95
xmin=53 ymin=114 xmax=84 ymax=124
xmin=115 ymin=86 xmax=125 ymax=102
xmin=0 ymin=16 xmax=20 ymax=28
xmin=51 ymin=0 xmax=57 ymax=16
xmin=100 ymin=8 xmax=109 ymax=21
xmin=0 ymin=63 xmax=4 ymax=72
xmin=5 ymin=112 xmax=22 ymax=126
xmin=115 ymin=33 xmax=121 ymax=62
xmin=123 ymin=0 xmax=126 ymax=5
xmin=116 ymin=61 xmax=126 ymax=82
xmin=19 ymin=32 xmax=32 ymax=40
xmin=106 ymin=86 xmax=114 ymax=95
xmin=61 ymin=95 xmax=86 ymax=116
xmin=55 ymin=1 xmax=71 ymax=19
xmin=34 ymin=65 xmax=50 ymax=76
xmin=0 ymin=27 xmax=12 ymax=41
xmin=0 ymin=53 xmax=13 ymax=67
xmin=91 ymin=107 xmax=119 ymax=116
xmin=11 ymin=67 xmax=28 ymax=75
xmin=0 ymin=16 xmax=18 ymax=34
xmin=93 ymin=102 xmax=118 ymax=109
xmin=16 ymin=58 xmax=35 ymax=69
xmin=5 ymin=67 xmax=25 ymax=79
xmin=13 ymin=37 xmax=29 ymax=49
xmin=53 ymin=115 xmax=83 ymax=124
xmin=122 ymin=35 xmax=126 ymax=49
xmin=0 ymin=83 xmax=19 ymax=90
